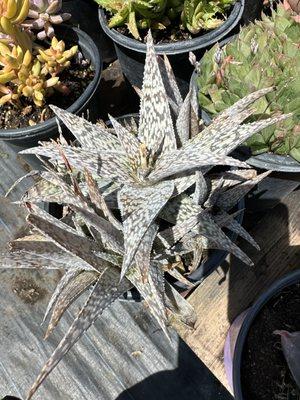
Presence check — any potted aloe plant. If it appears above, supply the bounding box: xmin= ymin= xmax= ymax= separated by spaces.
xmin=96 ymin=0 xmax=245 ymax=89
xmin=1 ymin=32 xmax=290 ymax=399
xmin=196 ymin=3 xmax=300 ymax=172
xmin=225 ymin=269 xmax=300 ymax=400
xmin=0 ymin=0 xmax=102 ymax=152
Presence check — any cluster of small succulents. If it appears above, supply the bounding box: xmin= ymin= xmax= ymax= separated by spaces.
xmin=96 ymin=0 xmax=236 ymax=39
xmin=0 ymin=0 xmax=77 ymax=107
xmin=23 ymin=0 xmax=71 ymax=40
xmin=2 ymin=33 xmax=290 ymax=399
xmin=197 ymin=3 xmax=300 ymax=161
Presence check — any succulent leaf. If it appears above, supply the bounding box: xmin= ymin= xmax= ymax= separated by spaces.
xmin=5 ymin=30 xmax=290 ymax=399
xmin=197 ymin=4 xmax=300 ymax=160
xmin=138 ymin=32 xmax=176 ymax=157
xmin=27 ymin=273 xmax=132 ymax=400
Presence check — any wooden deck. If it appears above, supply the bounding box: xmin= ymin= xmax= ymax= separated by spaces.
xmin=0 ymin=140 xmax=230 ymax=400
xmin=177 ymin=175 xmax=300 ymax=394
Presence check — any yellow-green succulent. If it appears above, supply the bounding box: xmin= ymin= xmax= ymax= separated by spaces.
xmin=96 ymin=0 xmax=236 ymax=40
xmin=0 ymin=0 xmax=30 ymax=25
xmin=38 ymin=36 xmax=78 ymax=76
xmin=0 ymin=0 xmax=78 ymax=109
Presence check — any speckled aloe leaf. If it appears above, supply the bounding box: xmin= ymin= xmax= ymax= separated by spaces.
xmin=149 ymin=145 xmax=249 ymax=182
xmin=108 ymin=114 xmax=141 ymax=169
xmin=71 ymin=206 xmax=124 ymax=255
xmin=193 ymin=171 xmax=207 ymax=205
xmin=176 ymin=86 xmax=194 ymax=146
xmin=23 ymin=171 xmax=88 ymax=208
xmin=44 ymin=270 xmax=99 ymax=339
xmin=134 ymin=223 xmax=159 ymax=281
xmin=194 ymin=112 xmax=292 ymax=158
xmin=164 ymin=282 xmax=196 ymax=328
xmin=42 ymin=269 xmax=80 ymax=325
xmin=0 ymin=251 xmax=85 ymax=270
xmin=172 ymin=175 xmax=197 ymax=197
xmin=50 ymin=105 xmax=121 ymax=151
xmin=187 ymin=212 xmax=254 ymax=266
xmin=118 ymin=181 xmax=175 ymax=280
xmin=216 ymin=171 xmax=271 ymax=210
xmin=127 ymin=263 xmax=170 ymax=339
xmin=22 ymin=175 xmax=65 ymax=204
xmin=160 ymin=194 xmax=201 ymax=225
xmin=84 ymin=170 xmax=123 ymax=231
xmin=213 ymin=212 xmax=259 ymax=249
xmin=138 ymin=32 xmax=176 ymax=157
xmin=8 ymin=235 xmax=94 ymax=271
xmin=162 ymin=211 xmax=253 ymax=266
xmin=26 ymin=213 xmax=111 ymax=272
xmin=158 ymin=54 xmax=183 ymax=111
xmin=27 ymin=203 xmax=82 ymax=235
xmin=159 ymin=214 xmax=202 ymax=247
xmin=274 ymin=330 xmax=300 ymax=388
xmin=22 ymin=144 xmax=133 ymax=184
xmin=27 ymin=272 xmax=132 ymax=400
xmin=215 ymin=87 xmax=275 ymax=121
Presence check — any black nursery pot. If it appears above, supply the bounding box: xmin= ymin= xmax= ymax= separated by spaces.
xmin=0 ymin=25 xmax=102 ymax=152
xmin=230 ymin=269 xmax=300 ymax=399
xmin=98 ymin=0 xmax=244 ymax=92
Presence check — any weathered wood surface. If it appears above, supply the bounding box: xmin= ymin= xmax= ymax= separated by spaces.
xmin=177 ymin=185 xmax=300 ymax=394
xmin=0 ymin=139 xmax=227 ymax=400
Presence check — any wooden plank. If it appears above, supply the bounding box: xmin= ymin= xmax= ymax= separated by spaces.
xmin=0 ymin=266 xmax=229 ymax=400
xmin=0 ymin=142 xmax=227 ymax=400
xmin=177 ymin=188 xmax=300 ymax=393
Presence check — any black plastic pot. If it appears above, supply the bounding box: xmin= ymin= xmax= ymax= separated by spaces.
xmin=227 ymin=269 xmax=300 ymax=399
xmin=98 ymin=0 xmax=245 ymax=92
xmin=62 ymin=0 xmax=116 ymax=62
xmin=0 ymin=24 xmax=102 ymax=153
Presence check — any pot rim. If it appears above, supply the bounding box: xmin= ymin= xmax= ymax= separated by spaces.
xmin=232 ymin=268 xmax=300 ymax=399
xmin=98 ymin=0 xmax=245 ymax=55
xmin=0 ymin=24 xmax=102 ymax=140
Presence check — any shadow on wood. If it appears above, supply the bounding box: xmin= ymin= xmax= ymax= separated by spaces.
xmin=115 ymin=339 xmax=232 ymax=400
xmin=177 ymin=185 xmax=300 ymax=393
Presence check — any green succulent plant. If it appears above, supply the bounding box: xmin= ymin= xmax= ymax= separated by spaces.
xmin=2 ymin=32 xmax=290 ymax=399
xmin=181 ymin=0 xmax=235 ymax=34
xmin=197 ymin=3 xmax=300 ymax=162
xmin=0 ymin=0 xmax=78 ymax=108
xmin=96 ymin=0 xmax=236 ymax=39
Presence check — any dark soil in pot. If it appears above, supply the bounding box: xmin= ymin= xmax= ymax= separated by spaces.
xmin=0 ymin=24 xmax=102 ymax=152
xmin=0 ymin=57 xmax=94 ymax=130
xmin=240 ymin=282 xmax=300 ymax=400
xmin=98 ymin=0 xmax=245 ymax=92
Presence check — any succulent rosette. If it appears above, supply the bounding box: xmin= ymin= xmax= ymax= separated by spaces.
xmin=23 ymin=0 xmax=71 ymax=39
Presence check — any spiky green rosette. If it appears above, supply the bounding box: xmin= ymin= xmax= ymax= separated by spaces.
xmin=96 ymin=0 xmax=235 ymax=40
xmin=197 ymin=3 xmax=300 ymax=161
xmin=2 ymin=32 xmax=290 ymax=399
